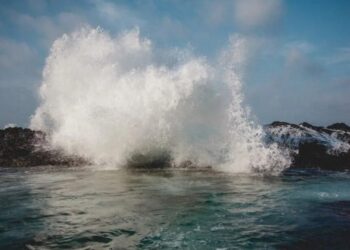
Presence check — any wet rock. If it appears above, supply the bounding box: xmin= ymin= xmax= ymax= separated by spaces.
xmin=127 ymin=152 xmax=172 ymax=169
xmin=327 ymin=123 xmax=350 ymax=132
xmin=265 ymin=121 xmax=350 ymax=171
xmin=292 ymin=142 xmax=350 ymax=171
xmin=0 ymin=127 xmax=87 ymax=167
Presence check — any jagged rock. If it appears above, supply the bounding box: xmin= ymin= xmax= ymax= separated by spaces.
xmin=265 ymin=121 xmax=350 ymax=171
xmin=327 ymin=123 xmax=350 ymax=132
xmin=0 ymin=127 xmax=87 ymax=167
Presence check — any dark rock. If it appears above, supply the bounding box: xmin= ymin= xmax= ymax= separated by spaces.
xmin=265 ymin=121 xmax=350 ymax=171
xmin=292 ymin=142 xmax=350 ymax=171
xmin=299 ymin=122 xmax=333 ymax=134
xmin=327 ymin=123 xmax=350 ymax=132
xmin=127 ymin=152 xmax=172 ymax=169
xmin=268 ymin=121 xmax=301 ymax=130
xmin=0 ymin=127 xmax=87 ymax=167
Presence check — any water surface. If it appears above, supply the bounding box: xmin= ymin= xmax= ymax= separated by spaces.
xmin=1 ymin=167 xmax=350 ymax=249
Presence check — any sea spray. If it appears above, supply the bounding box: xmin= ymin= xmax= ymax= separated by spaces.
xmin=219 ymin=35 xmax=291 ymax=173
xmin=31 ymin=27 xmax=290 ymax=173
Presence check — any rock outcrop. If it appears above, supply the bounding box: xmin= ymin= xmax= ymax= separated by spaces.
xmin=265 ymin=121 xmax=350 ymax=171
xmin=0 ymin=127 xmax=87 ymax=167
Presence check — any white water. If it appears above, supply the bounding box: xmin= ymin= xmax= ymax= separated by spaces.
xmin=30 ymin=27 xmax=290 ymax=173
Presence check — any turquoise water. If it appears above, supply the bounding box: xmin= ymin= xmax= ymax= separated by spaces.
xmin=1 ymin=167 xmax=350 ymax=249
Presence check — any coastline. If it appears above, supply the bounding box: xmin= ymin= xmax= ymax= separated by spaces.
xmin=1 ymin=121 xmax=350 ymax=171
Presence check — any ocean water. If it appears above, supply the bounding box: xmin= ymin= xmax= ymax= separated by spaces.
xmin=1 ymin=167 xmax=350 ymax=249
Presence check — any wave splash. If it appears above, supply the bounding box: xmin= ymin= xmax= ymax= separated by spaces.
xmin=30 ymin=27 xmax=290 ymax=173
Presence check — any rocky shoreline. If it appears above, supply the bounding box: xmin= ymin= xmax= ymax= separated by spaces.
xmin=0 ymin=127 xmax=87 ymax=167
xmin=265 ymin=122 xmax=350 ymax=171
xmin=1 ymin=122 xmax=350 ymax=171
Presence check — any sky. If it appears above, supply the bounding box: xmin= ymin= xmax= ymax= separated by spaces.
xmin=0 ymin=0 xmax=349 ymax=127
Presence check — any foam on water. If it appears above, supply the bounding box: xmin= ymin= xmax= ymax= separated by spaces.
xmin=30 ymin=27 xmax=290 ymax=173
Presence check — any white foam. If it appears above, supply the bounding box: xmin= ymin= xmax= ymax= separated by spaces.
xmin=30 ymin=27 xmax=290 ymax=173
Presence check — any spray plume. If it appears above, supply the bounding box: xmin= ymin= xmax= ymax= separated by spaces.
xmin=31 ymin=27 xmax=290 ymax=173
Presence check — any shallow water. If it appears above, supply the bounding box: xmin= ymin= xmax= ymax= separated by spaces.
xmin=1 ymin=167 xmax=350 ymax=249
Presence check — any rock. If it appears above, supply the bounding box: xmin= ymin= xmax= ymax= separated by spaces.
xmin=265 ymin=121 xmax=350 ymax=171
xmin=0 ymin=127 xmax=87 ymax=167
xmin=292 ymin=142 xmax=350 ymax=171
xmin=127 ymin=151 xmax=172 ymax=169
xmin=327 ymin=123 xmax=350 ymax=132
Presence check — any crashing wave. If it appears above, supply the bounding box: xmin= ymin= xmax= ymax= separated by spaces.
xmin=30 ymin=27 xmax=290 ymax=173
